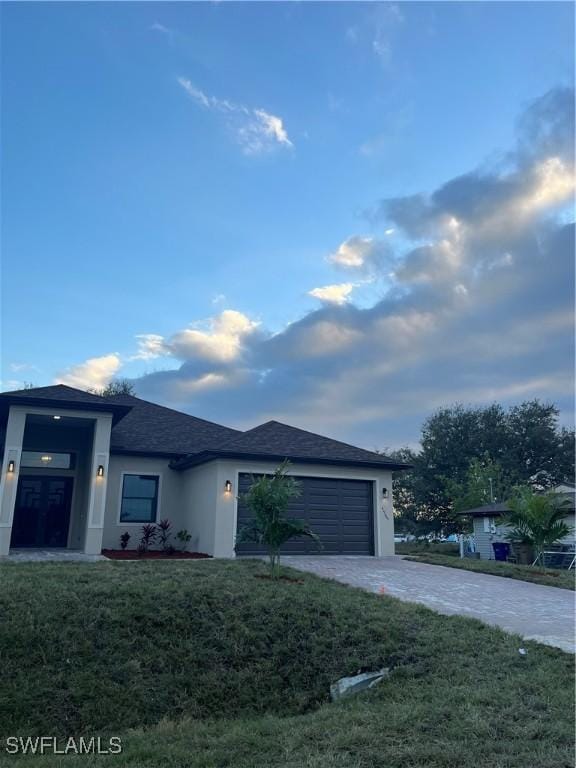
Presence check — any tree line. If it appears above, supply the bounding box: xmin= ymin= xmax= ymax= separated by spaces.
xmin=385 ymin=400 xmax=575 ymax=537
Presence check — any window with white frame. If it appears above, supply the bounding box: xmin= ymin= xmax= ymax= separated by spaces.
xmin=119 ymin=474 xmax=159 ymax=523
xmin=483 ymin=516 xmax=497 ymax=534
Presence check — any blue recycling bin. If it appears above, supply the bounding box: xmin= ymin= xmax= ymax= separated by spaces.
xmin=492 ymin=542 xmax=510 ymax=561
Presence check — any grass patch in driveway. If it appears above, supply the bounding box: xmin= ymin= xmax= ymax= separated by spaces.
xmin=0 ymin=558 xmax=573 ymax=768
xmin=404 ymin=553 xmax=575 ymax=590
xmin=395 ymin=541 xmax=459 ymax=556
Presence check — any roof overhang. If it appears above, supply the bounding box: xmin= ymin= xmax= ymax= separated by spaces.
xmin=110 ymin=447 xmax=187 ymax=460
xmin=171 ymin=449 xmax=413 ymax=472
xmin=0 ymin=394 xmax=132 ymax=426
xmin=456 ymin=505 xmax=508 ymax=517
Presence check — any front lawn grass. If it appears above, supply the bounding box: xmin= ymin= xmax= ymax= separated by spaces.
xmin=404 ymin=552 xmax=575 ymax=590
xmin=0 ymin=559 xmax=573 ymax=768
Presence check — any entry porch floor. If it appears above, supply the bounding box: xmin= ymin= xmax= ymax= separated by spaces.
xmin=4 ymin=549 xmax=105 ymax=562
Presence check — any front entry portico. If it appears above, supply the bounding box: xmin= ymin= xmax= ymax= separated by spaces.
xmin=11 ymin=476 xmax=74 ymax=548
xmin=0 ymin=392 xmax=129 ymax=556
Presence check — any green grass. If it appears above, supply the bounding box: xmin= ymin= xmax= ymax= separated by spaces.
xmin=0 ymin=559 xmax=573 ymax=768
xmin=395 ymin=541 xmax=460 ymax=556
xmin=404 ymin=553 xmax=576 ymax=590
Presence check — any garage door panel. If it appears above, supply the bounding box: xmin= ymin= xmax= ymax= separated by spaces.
xmin=236 ymin=474 xmax=374 ymax=556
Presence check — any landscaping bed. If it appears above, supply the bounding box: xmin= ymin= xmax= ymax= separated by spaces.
xmin=404 ymin=552 xmax=575 ymax=590
xmin=1 ymin=559 xmax=573 ymax=767
xmin=102 ymin=549 xmax=210 ymax=560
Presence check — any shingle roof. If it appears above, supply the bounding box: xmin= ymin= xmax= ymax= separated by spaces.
xmin=457 ymin=493 xmax=576 ymax=517
xmin=456 ymin=502 xmax=509 ymax=517
xmin=0 ymin=384 xmax=114 ymax=405
xmin=0 ymin=385 xmax=410 ymax=470
xmin=0 ymin=384 xmax=131 ymax=425
xmin=173 ymin=420 xmax=411 ymax=470
xmin=105 ymin=394 xmax=241 ymax=457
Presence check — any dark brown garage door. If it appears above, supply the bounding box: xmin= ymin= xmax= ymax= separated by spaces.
xmin=235 ymin=474 xmax=374 ymax=556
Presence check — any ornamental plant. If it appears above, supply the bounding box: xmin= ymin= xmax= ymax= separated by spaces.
xmin=157 ymin=519 xmax=173 ymax=551
xmin=176 ymin=529 xmax=192 ymax=552
xmin=236 ymin=460 xmax=321 ymax=578
xmin=502 ymin=486 xmax=573 ymax=563
xmin=139 ymin=524 xmax=157 ymax=553
xmin=119 ymin=532 xmax=130 ymax=550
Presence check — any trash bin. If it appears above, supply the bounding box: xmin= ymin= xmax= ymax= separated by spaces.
xmin=492 ymin=542 xmax=510 ymax=562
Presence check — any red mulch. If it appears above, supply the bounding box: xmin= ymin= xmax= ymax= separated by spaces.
xmin=102 ymin=549 xmax=211 ymax=560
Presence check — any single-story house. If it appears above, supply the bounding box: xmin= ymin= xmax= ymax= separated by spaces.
xmin=458 ymin=483 xmax=575 ymax=561
xmin=0 ymin=385 xmax=409 ymax=558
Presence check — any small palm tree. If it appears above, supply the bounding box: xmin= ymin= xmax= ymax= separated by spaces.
xmin=503 ymin=487 xmax=573 ymax=564
xmin=236 ymin=461 xmax=321 ymax=578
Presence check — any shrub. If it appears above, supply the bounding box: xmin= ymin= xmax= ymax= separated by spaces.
xmin=236 ymin=460 xmax=321 ymax=577
xmin=139 ymin=524 xmax=157 ymax=553
xmin=176 ymin=529 xmax=192 ymax=551
xmin=157 ymin=519 xmax=173 ymax=551
xmin=503 ymin=487 xmax=573 ymax=562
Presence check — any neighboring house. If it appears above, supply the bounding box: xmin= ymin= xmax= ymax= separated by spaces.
xmin=0 ymin=385 xmax=409 ymax=558
xmin=458 ymin=484 xmax=576 ymax=561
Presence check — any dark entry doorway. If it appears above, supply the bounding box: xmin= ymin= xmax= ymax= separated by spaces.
xmin=11 ymin=476 xmax=74 ymax=548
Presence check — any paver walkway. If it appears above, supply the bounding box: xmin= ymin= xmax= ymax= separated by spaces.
xmin=283 ymin=555 xmax=575 ymax=653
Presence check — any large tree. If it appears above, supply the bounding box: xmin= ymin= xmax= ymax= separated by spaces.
xmin=387 ymin=400 xmax=574 ymax=536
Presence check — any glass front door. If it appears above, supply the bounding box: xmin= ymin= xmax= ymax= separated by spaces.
xmin=11 ymin=476 xmax=74 ymax=548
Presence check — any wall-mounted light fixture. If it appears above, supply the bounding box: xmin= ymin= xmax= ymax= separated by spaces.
xmin=224 ymin=480 xmax=232 ymax=494
xmin=97 ymin=465 xmax=105 ymax=478
xmin=53 ymin=415 xmax=61 ymax=420
xmin=382 ymin=487 xmax=388 ymax=499
xmin=40 ymin=455 xmax=53 ymax=464
xmin=7 ymin=460 xmax=15 ymax=473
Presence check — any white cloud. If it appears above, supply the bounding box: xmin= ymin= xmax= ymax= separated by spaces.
xmin=131 ymin=334 xmax=168 ymax=361
xmin=150 ymin=22 xmax=175 ymax=40
xmin=327 ymin=236 xmax=376 ymax=268
xmin=177 ymin=78 xmax=292 ymax=155
xmin=55 ymin=354 xmax=121 ymax=391
xmin=168 ymin=310 xmax=259 ymax=363
xmin=308 ymin=283 xmax=355 ymax=305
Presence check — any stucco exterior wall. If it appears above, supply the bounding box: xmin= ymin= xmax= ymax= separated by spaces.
xmin=102 ymin=455 xmax=184 ymax=550
xmin=179 ymin=459 xmax=394 ymax=559
xmin=181 ymin=462 xmax=219 ymax=555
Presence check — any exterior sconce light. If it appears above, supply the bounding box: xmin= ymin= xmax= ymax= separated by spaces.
xmin=40 ymin=455 xmax=53 ymax=464
xmin=7 ymin=460 xmax=15 ymax=473
xmin=53 ymin=415 xmax=61 ymax=420
xmin=382 ymin=487 xmax=388 ymax=499
xmin=97 ymin=465 xmax=104 ymax=478
xmin=225 ymin=480 xmax=232 ymax=494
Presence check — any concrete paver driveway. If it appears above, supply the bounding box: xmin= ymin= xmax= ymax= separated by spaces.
xmin=283 ymin=556 xmax=575 ymax=653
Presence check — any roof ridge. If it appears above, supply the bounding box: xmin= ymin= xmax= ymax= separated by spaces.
xmin=0 ymin=383 xmax=110 ymax=402
xmin=217 ymin=418 xmax=396 ymax=462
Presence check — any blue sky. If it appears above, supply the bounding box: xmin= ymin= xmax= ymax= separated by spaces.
xmin=1 ymin=2 xmax=574 ymax=448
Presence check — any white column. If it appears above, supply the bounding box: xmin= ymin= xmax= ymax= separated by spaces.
xmin=0 ymin=409 xmax=27 ymax=555
xmin=83 ymin=415 xmax=112 ymax=555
